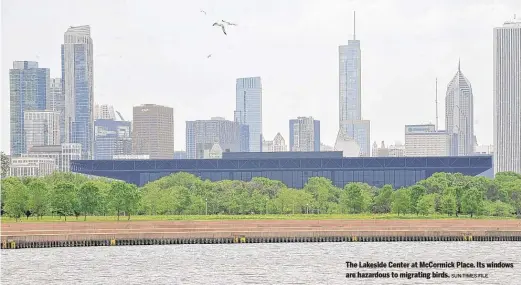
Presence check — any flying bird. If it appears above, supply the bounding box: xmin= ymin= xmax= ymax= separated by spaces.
xmin=207 ymin=54 xmax=212 ymax=58
xmin=221 ymin=20 xmax=237 ymax=26
xmin=212 ymin=22 xmax=227 ymax=35
xmin=200 ymin=10 xmax=206 ymax=15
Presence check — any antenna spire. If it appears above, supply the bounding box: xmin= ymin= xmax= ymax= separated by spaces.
xmin=435 ymin=78 xmax=439 ymax=131
xmin=458 ymin=58 xmax=461 ymax=71
xmin=353 ymin=11 xmax=356 ymax=40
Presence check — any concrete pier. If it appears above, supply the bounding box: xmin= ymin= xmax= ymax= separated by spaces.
xmin=2 ymin=219 xmax=520 ymax=249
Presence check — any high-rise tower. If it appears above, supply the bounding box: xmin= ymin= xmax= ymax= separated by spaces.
xmin=493 ymin=19 xmax=521 ymax=174
xmin=445 ymin=60 xmax=475 ymax=156
xmin=62 ymin=25 xmax=94 ymax=159
xmin=338 ymin=12 xmax=370 ymax=156
xmin=235 ymin=77 xmax=262 ymax=152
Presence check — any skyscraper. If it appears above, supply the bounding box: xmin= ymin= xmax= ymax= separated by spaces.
xmin=338 ymin=12 xmax=371 ymax=156
xmin=289 ymin=117 xmax=320 ymax=152
xmin=235 ymin=77 xmax=262 ymax=152
xmin=48 ymin=78 xmax=65 ymax=143
xmin=62 ymin=25 xmax=94 ymax=159
xmin=9 ymin=61 xmax=50 ymax=156
xmin=24 ymin=111 xmax=60 ymax=151
xmin=94 ymin=104 xmax=116 ymax=120
xmin=493 ymin=19 xmax=521 ymax=174
xmin=94 ymin=119 xmax=132 ymax=160
xmin=132 ymin=104 xmax=174 ymax=159
xmin=185 ymin=117 xmax=249 ymax=159
xmin=445 ymin=61 xmax=474 ymax=156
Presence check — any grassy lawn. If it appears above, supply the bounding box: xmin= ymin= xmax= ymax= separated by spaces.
xmin=1 ymin=214 xmax=516 ymax=223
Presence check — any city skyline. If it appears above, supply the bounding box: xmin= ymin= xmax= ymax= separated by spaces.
xmin=2 ymin=0 xmax=521 ymax=154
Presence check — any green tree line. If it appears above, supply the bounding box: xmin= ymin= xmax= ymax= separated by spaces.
xmin=2 ymin=171 xmax=521 ymax=221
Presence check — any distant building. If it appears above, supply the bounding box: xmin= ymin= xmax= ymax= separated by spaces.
xmin=10 ymin=157 xmax=56 ymax=177
xmin=174 ymin=151 xmax=187 ymax=159
xmin=339 ymin=12 xmax=371 ymax=157
xmin=113 ymin=154 xmax=150 ymax=160
xmin=493 ymin=19 xmax=521 ymax=174
xmin=445 ymin=61 xmax=474 ymax=156
xmin=203 ymin=142 xmax=223 ymax=159
xmin=62 ymin=25 xmax=94 ymax=159
xmin=23 ymin=143 xmax=81 ymax=172
xmin=9 ymin=61 xmax=50 ymax=156
xmin=474 ymin=145 xmax=494 ymax=155
xmin=340 ymin=120 xmax=370 ymax=156
xmin=320 ymin=143 xmax=334 ymax=152
xmin=48 ymin=78 xmax=65 ymax=143
xmin=132 ymin=104 xmax=174 ymax=159
xmin=94 ymin=119 xmax=132 ymax=160
xmin=94 ymin=104 xmax=116 ymax=120
xmin=372 ymin=141 xmax=405 ymax=157
xmin=185 ymin=117 xmax=248 ymax=159
xmin=112 ymin=154 xmax=150 ymax=160
xmin=262 ymin=133 xmax=287 ymax=152
xmin=289 ymin=117 xmax=320 ymax=152
xmin=405 ymin=124 xmax=450 ymax=156
xmin=334 ymin=127 xmax=361 ymax=157
xmin=234 ymin=77 xmax=262 ymax=152
xmin=23 ymin=111 xmax=60 ymax=151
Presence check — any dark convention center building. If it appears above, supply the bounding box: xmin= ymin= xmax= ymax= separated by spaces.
xmin=71 ymin=152 xmax=493 ymax=189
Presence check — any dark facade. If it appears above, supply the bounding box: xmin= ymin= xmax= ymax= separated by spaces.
xmin=71 ymin=152 xmax=492 ymax=189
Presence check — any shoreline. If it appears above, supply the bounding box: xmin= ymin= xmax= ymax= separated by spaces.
xmin=2 ymin=219 xmax=521 ymax=249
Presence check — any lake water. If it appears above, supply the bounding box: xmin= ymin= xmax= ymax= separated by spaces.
xmin=2 ymin=242 xmax=520 ymax=284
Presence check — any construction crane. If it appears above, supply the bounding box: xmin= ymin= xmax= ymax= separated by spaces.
xmin=116 ymin=111 xmax=125 ymax=121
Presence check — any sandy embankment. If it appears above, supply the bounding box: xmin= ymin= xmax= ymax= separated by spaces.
xmin=2 ymin=219 xmax=520 ymax=242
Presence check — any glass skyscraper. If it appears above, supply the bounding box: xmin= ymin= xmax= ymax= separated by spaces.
xmin=235 ymin=77 xmax=262 ymax=152
xmin=62 ymin=25 xmax=94 ymax=159
xmin=9 ymin=61 xmax=50 ymax=156
xmin=289 ymin=117 xmax=320 ymax=152
xmin=338 ymin=12 xmax=371 ymax=156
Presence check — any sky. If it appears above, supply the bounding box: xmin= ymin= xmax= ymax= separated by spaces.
xmin=1 ymin=0 xmax=520 ymax=154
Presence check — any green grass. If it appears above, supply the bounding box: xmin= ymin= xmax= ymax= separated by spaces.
xmin=1 ymin=213 xmax=516 ymax=223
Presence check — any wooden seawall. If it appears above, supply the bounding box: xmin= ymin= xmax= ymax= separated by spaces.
xmin=2 ymin=219 xmax=521 ymax=249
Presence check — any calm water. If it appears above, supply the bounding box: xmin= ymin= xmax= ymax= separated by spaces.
xmin=2 ymin=242 xmax=520 ymax=284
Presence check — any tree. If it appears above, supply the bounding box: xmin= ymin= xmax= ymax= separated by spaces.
xmin=1 ymin=151 xmax=10 ymax=178
xmin=27 ymin=180 xmax=50 ymax=219
xmin=108 ymin=181 xmax=141 ymax=220
xmin=372 ymin=185 xmax=393 ymax=213
xmin=461 ymin=187 xmax=484 ymax=218
xmin=344 ymin=183 xmax=364 ymax=214
xmin=2 ymin=178 xmax=28 ymax=220
xmin=51 ymin=183 xmax=76 ymax=221
xmin=440 ymin=188 xmax=457 ymax=216
xmin=408 ymin=185 xmax=426 ymax=215
xmin=416 ymin=194 xmax=436 ymax=216
xmin=391 ymin=188 xmax=411 ymax=215
xmin=77 ymin=182 xmax=101 ymax=220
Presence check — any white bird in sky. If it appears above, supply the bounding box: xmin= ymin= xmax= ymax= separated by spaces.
xmin=212 ymin=22 xmax=227 ymax=35
xmin=200 ymin=10 xmax=206 ymax=15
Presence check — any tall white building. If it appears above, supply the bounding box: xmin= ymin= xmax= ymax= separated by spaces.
xmin=235 ymin=77 xmax=262 ymax=152
xmin=289 ymin=117 xmax=320 ymax=152
xmin=445 ymin=61 xmax=474 ymax=156
xmin=339 ymin=12 xmax=371 ymax=156
xmin=24 ymin=111 xmax=60 ymax=151
xmin=94 ymin=104 xmax=116 ymax=120
xmin=493 ymin=19 xmax=521 ymax=174
xmin=405 ymin=124 xmax=450 ymax=157
xmin=62 ymin=25 xmax=94 ymax=159
xmin=48 ymin=78 xmax=65 ymax=143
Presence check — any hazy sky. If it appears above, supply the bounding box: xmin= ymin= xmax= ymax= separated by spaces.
xmin=2 ymin=0 xmax=520 ymax=154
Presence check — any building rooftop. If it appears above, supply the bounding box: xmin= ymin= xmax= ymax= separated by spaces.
xmin=222 ymin=151 xmax=343 ymax=160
